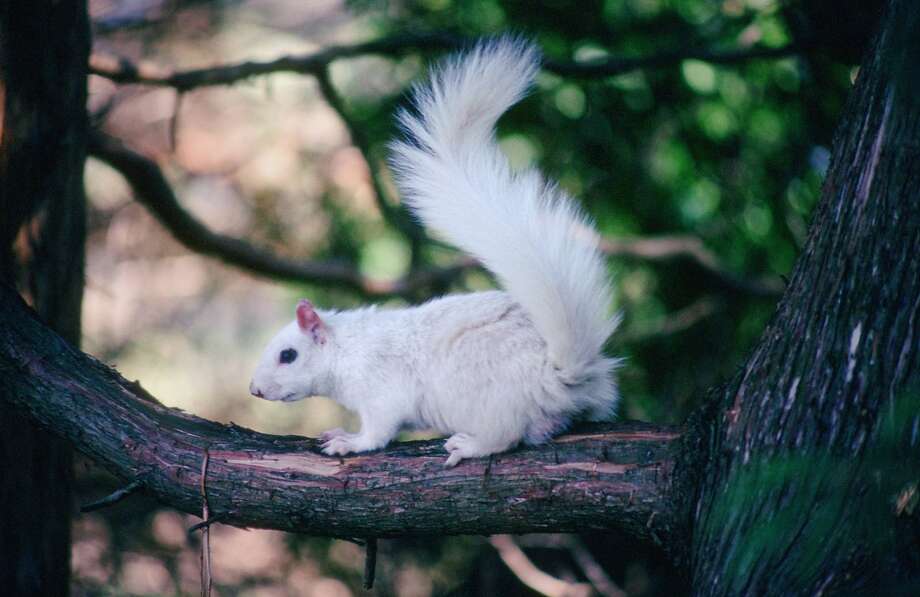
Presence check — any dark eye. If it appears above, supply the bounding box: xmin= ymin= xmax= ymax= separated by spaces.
xmin=279 ymin=348 xmax=298 ymax=364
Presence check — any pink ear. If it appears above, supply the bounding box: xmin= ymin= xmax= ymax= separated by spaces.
xmin=295 ymin=299 xmax=326 ymax=344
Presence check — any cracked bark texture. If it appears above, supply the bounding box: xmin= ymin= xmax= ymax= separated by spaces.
xmin=690 ymin=0 xmax=920 ymax=593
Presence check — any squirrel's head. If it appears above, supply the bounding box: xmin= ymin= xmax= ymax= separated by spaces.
xmin=249 ymin=299 xmax=333 ymax=403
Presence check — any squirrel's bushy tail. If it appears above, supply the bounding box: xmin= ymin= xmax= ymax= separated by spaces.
xmin=390 ymin=37 xmax=618 ymax=400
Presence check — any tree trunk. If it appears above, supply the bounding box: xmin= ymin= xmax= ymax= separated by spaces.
xmin=690 ymin=0 xmax=920 ymax=593
xmin=0 ymin=2 xmax=90 ymax=594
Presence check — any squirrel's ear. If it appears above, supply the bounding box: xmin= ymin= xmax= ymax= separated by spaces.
xmin=295 ymin=299 xmax=326 ymax=344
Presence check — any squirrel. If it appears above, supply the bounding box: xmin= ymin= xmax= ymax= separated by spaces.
xmin=249 ymin=37 xmax=620 ymax=467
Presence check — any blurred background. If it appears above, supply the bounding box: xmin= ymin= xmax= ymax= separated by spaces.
xmin=76 ymin=0 xmax=869 ymax=594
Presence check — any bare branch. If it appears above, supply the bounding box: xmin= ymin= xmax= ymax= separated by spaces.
xmin=199 ymin=448 xmax=213 ymax=597
xmin=515 ymin=535 xmax=627 ymax=597
xmin=0 ymin=284 xmax=684 ymax=544
xmin=616 ymin=296 xmax=721 ymax=345
xmin=600 ymin=236 xmax=784 ymax=298
xmin=87 ymin=130 xmax=464 ymax=298
xmin=169 ymin=91 xmax=183 ymax=152
xmin=490 ymin=535 xmax=592 ymax=597
xmin=89 ymin=32 xmax=460 ymax=90
xmin=188 ymin=513 xmax=231 ymax=534
xmin=89 ymin=33 xmax=806 ymax=90
xmin=314 ymin=66 xmax=422 ymax=244
xmin=80 ymin=479 xmax=144 ymax=513
xmin=363 ymin=538 xmax=378 ymax=590
xmin=544 ymin=42 xmax=806 ymax=78
xmin=91 ymin=127 xmax=780 ymax=300
xmin=89 ymin=128 xmax=780 ymax=300
xmin=567 ymin=538 xmax=627 ymax=597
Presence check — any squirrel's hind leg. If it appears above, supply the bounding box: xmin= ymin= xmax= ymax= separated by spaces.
xmin=443 ymin=433 xmax=518 ymax=467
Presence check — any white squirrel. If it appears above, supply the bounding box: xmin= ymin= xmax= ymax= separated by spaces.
xmin=249 ymin=37 xmax=620 ymax=467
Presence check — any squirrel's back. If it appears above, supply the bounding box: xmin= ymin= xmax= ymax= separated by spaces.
xmin=389 ymin=37 xmax=619 ymax=419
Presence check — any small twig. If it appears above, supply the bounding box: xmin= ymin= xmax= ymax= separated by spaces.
xmin=92 ymin=3 xmax=175 ymax=34
xmin=363 ymin=537 xmax=378 ymax=590
xmin=199 ymin=447 xmax=212 ymax=597
xmin=490 ymin=534 xmax=592 ymax=597
xmin=616 ymin=296 xmax=721 ymax=345
xmin=88 ymin=33 xmax=806 ymax=89
xmin=567 ymin=538 xmax=626 ymax=597
xmin=544 ymin=42 xmax=807 ymax=78
xmin=600 ymin=235 xmax=783 ymax=298
xmin=188 ymin=512 xmax=230 ymax=534
xmin=515 ymin=535 xmax=626 ymax=597
xmin=123 ymin=378 xmax=160 ymax=404
xmin=80 ymin=479 xmax=144 ymax=512
xmin=89 ymin=32 xmax=461 ymax=90
xmin=315 ymin=66 xmax=422 ymax=246
xmin=169 ymin=91 xmax=184 ymax=152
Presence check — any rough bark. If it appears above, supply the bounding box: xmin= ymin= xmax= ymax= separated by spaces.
xmin=690 ymin=0 xmax=920 ymax=593
xmin=0 ymin=284 xmax=682 ymax=543
xmin=0 ymin=2 xmax=89 ymax=595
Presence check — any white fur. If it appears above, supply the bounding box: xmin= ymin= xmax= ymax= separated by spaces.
xmin=250 ymin=37 xmax=620 ymax=466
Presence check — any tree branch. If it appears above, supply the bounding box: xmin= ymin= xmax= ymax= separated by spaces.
xmin=199 ymin=447 xmax=213 ymax=597
xmin=314 ymin=66 xmax=423 ymax=245
xmin=89 ymin=129 xmax=780 ymax=300
xmin=600 ymin=236 xmax=784 ymax=298
xmin=490 ymin=534 xmax=592 ymax=597
xmin=514 ymin=535 xmax=628 ymax=597
xmin=0 ymin=284 xmax=683 ymax=544
xmin=88 ymin=33 xmax=806 ymax=90
xmin=616 ymin=296 xmax=721 ymax=345
xmin=363 ymin=538 xmax=378 ymax=590
xmin=89 ymin=32 xmax=461 ymax=90
xmin=543 ymin=42 xmax=807 ymax=78
xmin=80 ymin=479 xmax=144 ymax=512
xmin=87 ymin=130 xmax=465 ymax=298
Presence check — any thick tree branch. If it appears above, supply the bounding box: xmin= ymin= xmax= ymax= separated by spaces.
xmin=0 ymin=284 xmax=685 ymax=544
xmin=89 ymin=33 xmax=805 ymax=90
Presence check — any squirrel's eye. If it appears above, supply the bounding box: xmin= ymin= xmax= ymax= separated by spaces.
xmin=279 ymin=348 xmax=298 ymax=364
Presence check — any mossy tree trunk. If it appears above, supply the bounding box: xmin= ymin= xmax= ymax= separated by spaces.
xmin=0 ymin=1 xmax=90 ymax=594
xmin=689 ymin=0 xmax=920 ymax=593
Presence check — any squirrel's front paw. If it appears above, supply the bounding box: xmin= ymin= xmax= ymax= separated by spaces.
xmin=320 ymin=427 xmax=349 ymax=442
xmin=321 ymin=435 xmax=358 ymax=456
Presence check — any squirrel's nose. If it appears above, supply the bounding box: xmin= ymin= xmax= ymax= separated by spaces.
xmin=249 ymin=382 xmax=263 ymax=398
